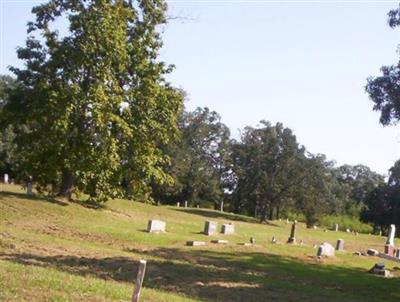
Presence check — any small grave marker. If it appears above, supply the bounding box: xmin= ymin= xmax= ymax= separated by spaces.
xmin=131 ymin=260 xmax=147 ymax=302
xmin=204 ymin=220 xmax=218 ymax=235
xmin=336 ymin=239 xmax=345 ymax=251
xmin=147 ymin=220 xmax=166 ymax=233
xmin=221 ymin=223 xmax=234 ymax=235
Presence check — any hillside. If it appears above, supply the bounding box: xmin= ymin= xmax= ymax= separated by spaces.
xmin=0 ymin=184 xmax=399 ymax=302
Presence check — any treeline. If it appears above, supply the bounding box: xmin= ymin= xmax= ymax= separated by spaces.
xmin=148 ymin=106 xmax=385 ymax=228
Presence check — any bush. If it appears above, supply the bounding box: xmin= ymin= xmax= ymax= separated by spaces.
xmin=320 ymin=215 xmax=373 ymax=234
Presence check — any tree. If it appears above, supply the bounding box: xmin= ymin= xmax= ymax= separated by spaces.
xmin=366 ymin=5 xmax=400 ymax=125
xmin=230 ymin=121 xmax=306 ymax=221
xmin=1 ymin=0 xmax=182 ymax=203
xmin=152 ymin=107 xmax=230 ymax=208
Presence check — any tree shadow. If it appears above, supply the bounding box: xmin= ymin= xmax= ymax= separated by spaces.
xmin=173 ymin=208 xmax=279 ymax=226
xmin=2 ymin=247 xmax=400 ymax=302
xmin=0 ymin=191 xmax=69 ymax=206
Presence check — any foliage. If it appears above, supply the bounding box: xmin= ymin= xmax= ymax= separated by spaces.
xmin=1 ymin=0 xmax=182 ymax=203
xmin=320 ymin=214 xmax=373 ymax=234
xmin=152 ymin=107 xmax=230 ymax=207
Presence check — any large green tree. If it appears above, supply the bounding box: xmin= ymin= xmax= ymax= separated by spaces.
xmin=152 ymin=107 xmax=230 ymax=208
xmin=230 ymin=121 xmax=306 ymax=221
xmin=2 ymin=0 xmax=182 ymax=203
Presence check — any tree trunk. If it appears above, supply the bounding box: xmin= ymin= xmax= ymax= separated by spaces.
xmin=59 ymin=169 xmax=74 ymax=200
xmin=268 ymin=207 xmax=274 ymax=221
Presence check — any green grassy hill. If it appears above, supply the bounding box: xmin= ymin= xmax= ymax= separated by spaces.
xmin=1 ymin=184 xmax=399 ymax=302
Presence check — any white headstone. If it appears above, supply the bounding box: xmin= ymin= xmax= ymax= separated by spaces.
xmin=334 ymin=224 xmax=339 ymax=232
xmin=184 ymin=200 xmax=188 ymax=208
xmin=4 ymin=174 xmax=9 ymax=184
xmin=204 ymin=220 xmax=218 ymax=235
xmin=386 ymin=224 xmax=396 ymax=246
xmin=317 ymin=242 xmax=335 ymax=257
xmin=221 ymin=223 xmax=234 ymax=235
xmin=186 ymin=240 xmax=206 ymax=246
xmin=147 ymin=220 xmax=166 ymax=233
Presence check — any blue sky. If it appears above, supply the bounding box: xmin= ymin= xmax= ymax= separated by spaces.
xmin=1 ymin=0 xmax=400 ymax=175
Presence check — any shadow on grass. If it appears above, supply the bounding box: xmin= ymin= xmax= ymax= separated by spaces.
xmin=0 ymin=191 xmax=69 ymax=206
xmin=2 ymin=247 xmax=400 ymax=302
xmin=173 ymin=208 xmax=279 ymax=227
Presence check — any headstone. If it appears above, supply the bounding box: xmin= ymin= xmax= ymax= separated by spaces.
xmin=369 ymin=263 xmax=391 ymax=277
xmin=250 ymin=237 xmax=256 ymax=244
xmin=386 ymin=224 xmax=396 ymax=246
xmin=240 ymin=243 xmax=253 ymax=246
xmin=334 ymin=224 xmax=339 ymax=232
xmin=271 ymin=236 xmax=277 ymax=244
xmin=346 ymin=228 xmax=351 ymax=233
xmin=211 ymin=239 xmax=228 ymax=244
xmin=221 ymin=223 xmax=234 ymax=235
xmin=367 ymin=248 xmax=379 ymax=256
xmin=317 ymin=242 xmax=335 ymax=257
xmin=287 ymin=222 xmax=297 ymax=244
xmin=4 ymin=174 xmax=9 ymax=184
xmin=299 ymin=239 xmax=304 ymax=245
xmin=335 ymin=239 xmax=345 ymax=251
xmin=184 ymin=200 xmax=188 ymax=208
xmin=204 ymin=220 xmax=218 ymax=235
xmin=379 ymin=230 xmax=382 ymax=236
xmin=196 ymin=205 xmax=200 ymax=208
xmin=396 ymin=249 xmax=400 ymax=259
xmin=286 ymin=218 xmax=289 ymax=224
xmin=385 ymin=224 xmax=396 ymax=255
xmin=220 ymin=201 xmax=224 ymax=212
xmin=313 ymin=225 xmax=318 ymax=230
xmin=147 ymin=220 xmax=166 ymax=233
xmin=131 ymin=260 xmax=147 ymax=302
xmin=186 ymin=241 xmax=206 ymax=246
xmin=176 ymin=202 xmax=180 ymax=207
xmin=27 ymin=182 xmax=33 ymax=195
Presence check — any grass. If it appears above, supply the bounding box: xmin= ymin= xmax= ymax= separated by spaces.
xmin=1 ymin=183 xmax=399 ymax=301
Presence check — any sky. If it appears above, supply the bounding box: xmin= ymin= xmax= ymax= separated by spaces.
xmin=1 ymin=0 xmax=400 ymax=175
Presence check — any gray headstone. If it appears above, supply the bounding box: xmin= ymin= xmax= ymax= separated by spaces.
xmin=335 ymin=239 xmax=345 ymax=251
xmin=4 ymin=174 xmax=9 ymax=184
xmin=204 ymin=220 xmax=218 ymax=235
xmin=367 ymin=248 xmax=379 ymax=256
xmin=221 ymin=223 xmax=234 ymax=235
xmin=27 ymin=182 xmax=33 ymax=195
xmin=317 ymin=242 xmax=335 ymax=257
xmin=147 ymin=220 xmax=166 ymax=233
xmin=184 ymin=200 xmax=188 ymax=208
xmin=250 ymin=237 xmax=256 ymax=244
xmin=386 ymin=224 xmax=396 ymax=246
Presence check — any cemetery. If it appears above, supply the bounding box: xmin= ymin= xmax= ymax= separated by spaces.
xmin=1 ymin=183 xmax=400 ymax=302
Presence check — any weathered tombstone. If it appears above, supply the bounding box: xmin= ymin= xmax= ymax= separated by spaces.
xmin=4 ymin=174 xmax=9 ymax=184
xmin=27 ymin=182 xmax=33 ymax=196
xmin=317 ymin=242 xmax=335 ymax=257
xmin=335 ymin=239 xmax=345 ymax=251
xmin=186 ymin=240 xmax=206 ymax=246
xmin=220 ymin=201 xmax=224 ymax=212
xmin=184 ymin=200 xmax=188 ymax=208
xmin=369 ymin=263 xmax=391 ymax=278
xmin=211 ymin=239 xmax=228 ymax=244
xmin=131 ymin=260 xmax=147 ymax=302
xmin=271 ymin=236 xmax=277 ymax=244
xmin=346 ymin=228 xmax=351 ymax=233
xmin=176 ymin=202 xmax=180 ymax=207
xmin=250 ymin=237 xmax=256 ymax=244
xmin=385 ymin=224 xmax=396 ymax=256
xmin=396 ymin=249 xmax=400 ymax=259
xmin=286 ymin=218 xmax=289 ymax=224
xmin=287 ymin=222 xmax=297 ymax=244
xmin=221 ymin=223 xmax=234 ymax=235
xmin=379 ymin=230 xmax=382 ymax=236
xmin=367 ymin=248 xmax=379 ymax=256
xmin=204 ymin=220 xmax=218 ymax=235
xmin=196 ymin=204 xmax=200 ymax=209
xmin=334 ymin=224 xmax=339 ymax=232
xmin=147 ymin=220 xmax=166 ymax=233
